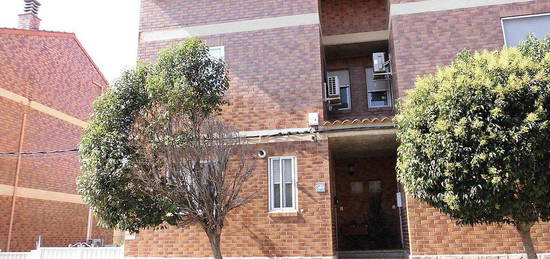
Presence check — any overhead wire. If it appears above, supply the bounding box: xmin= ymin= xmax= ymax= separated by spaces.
xmin=0 ymin=125 xmax=394 ymax=155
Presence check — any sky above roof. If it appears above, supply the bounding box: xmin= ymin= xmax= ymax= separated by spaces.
xmin=0 ymin=0 xmax=140 ymax=83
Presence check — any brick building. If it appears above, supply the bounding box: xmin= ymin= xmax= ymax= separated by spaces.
xmin=128 ymin=0 xmax=550 ymax=258
xmin=0 ymin=0 xmax=112 ymax=252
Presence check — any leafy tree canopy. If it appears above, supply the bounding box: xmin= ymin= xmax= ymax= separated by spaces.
xmin=396 ymin=35 xmax=550 ymax=226
xmin=78 ymin=38 xmax=229 ymax=232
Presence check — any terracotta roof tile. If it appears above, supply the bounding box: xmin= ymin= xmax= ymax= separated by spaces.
xmin=322 ymin=116 xmax=394 ymax=126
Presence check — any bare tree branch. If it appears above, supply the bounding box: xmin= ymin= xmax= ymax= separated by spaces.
xmin=127 ymin=108 xmax=256 ymax=259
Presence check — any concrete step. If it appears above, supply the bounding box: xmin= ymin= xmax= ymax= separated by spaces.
xmin=338 ymin=249 xmax=408 ymax=259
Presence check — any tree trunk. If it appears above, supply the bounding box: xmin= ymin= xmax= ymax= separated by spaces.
xmin=206 ymin=231 xmax=223 ymax=259
xmin=515 ymin=222 xmax=537 ymax=259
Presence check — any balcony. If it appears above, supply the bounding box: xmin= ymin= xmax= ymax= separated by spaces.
xmin=322 ymin=41 xmax=395 ymax=124
xmin=319 ymin=0 xmax=394 ymax=124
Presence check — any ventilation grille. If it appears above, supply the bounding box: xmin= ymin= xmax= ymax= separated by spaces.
xmin=327 ymin=76 xmax=340 ymax=97
xmin=24 ymin=0 xmax=41 ymax=15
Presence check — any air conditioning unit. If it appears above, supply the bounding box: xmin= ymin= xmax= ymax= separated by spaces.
xmin=326 ymin=76 xmax=340 ymax=97
xmin=373 ymin=52 xmax=386 ymax=73
xmin=324 ymin=76 xmax=342 ymax=105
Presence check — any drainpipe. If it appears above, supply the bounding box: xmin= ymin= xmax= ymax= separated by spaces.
xmin=86 ymin=208 xmax=93 ymax=241
xmin=6 ymin=107 xmax=28 ymax=252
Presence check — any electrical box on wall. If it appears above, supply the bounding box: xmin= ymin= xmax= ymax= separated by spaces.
xmin=308 ymin=112 xmax=319 ymax=126
xmin=315 ymin=182 xmax=326 ymax=193
xmin=396 ymin=192 xmax=403 ymax=207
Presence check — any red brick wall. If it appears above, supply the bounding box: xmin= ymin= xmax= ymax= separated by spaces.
xmin=139 ymin=24 xmax=324 ymax=131
xmin=0 ymin=32 xmax=103 ymax=121
xmin=391 ymin=1 xmax=550 ymax=98
xmin=0 ymin=197 xmax=11 ymax=251
xmin=139 ymin=0 xmax=318 ymax=32
xmin=125 ymin=140 xmax=335 ymax=257
xmin=320 ymin=0 xmax=388 ymax=36
xmin=0 ymin=99 xmax=23 ymax=186
xmin=407 ymin=197 xmax=550 ymax=254
xmin=9 ymin=198 xmax=112 ymax=251
xmin=326 ymin=56 xmax=395 ymax=121
xmin=18 ymin=111 xmax=82 ymax=194
xmin=391 ymin=1 xmax=550 ymax=255
xmin=333 ymin=156 xmax=402 ymax=250
xmin=0 ymin=30 xmax=111 ymax=252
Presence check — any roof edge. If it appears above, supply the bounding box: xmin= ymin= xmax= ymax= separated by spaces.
xmin=0 ymin=28 xmax=109 ymax=87
xmin=0 ymin=28 xmax=75 ymax=38
xmin=71 ymin=36 xmax=109 ymax=86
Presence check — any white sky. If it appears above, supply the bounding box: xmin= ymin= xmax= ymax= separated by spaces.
xmin=0 ymin=0 xmax=141 ymax=83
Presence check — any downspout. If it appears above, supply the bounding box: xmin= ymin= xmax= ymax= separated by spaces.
xmin=6 ymin=107 xmax=28 ymax=252
xmin=86 ymin=208 xmax=93 ymax=241
xmin=396 ymin=182 xmax=405 ymax=249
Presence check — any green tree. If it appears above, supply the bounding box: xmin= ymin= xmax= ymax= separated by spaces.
xmin=78 ymin=38 xmax=255 ymax=259
xmin=395 ymin=35 xmax=550 ymax=259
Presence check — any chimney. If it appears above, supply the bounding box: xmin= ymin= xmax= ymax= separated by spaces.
xmin=18 ymin=0 xmax=41 ymax=30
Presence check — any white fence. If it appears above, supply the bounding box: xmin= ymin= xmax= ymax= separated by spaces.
xmin=0 ymin=247 xmax=123 ymax=259
xmin=0 ymin=252 xmax=30 ymax=259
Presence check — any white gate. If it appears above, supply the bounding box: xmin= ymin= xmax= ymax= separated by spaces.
xmin=0 ymin=247 xmax=123 ymax=259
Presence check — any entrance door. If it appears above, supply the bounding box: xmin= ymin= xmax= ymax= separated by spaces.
xmin=334 ymin=157 xmax=402 ymax=251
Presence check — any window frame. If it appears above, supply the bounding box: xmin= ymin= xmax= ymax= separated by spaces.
xmin=366 ymin=67 xmax=392 ymax=108
xmin=208 ymin=46 xmax=225 ymax=60
xmin=501 ymin=12 xmax=550 ymax=47
xmin=337 ymin=85 xmax=352 ymax=111
xmin=268 ymin=156 xmax=298 ymax=212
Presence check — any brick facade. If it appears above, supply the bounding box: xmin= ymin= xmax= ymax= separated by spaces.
xmin=407 ymin=197 xmax=550 ymax=255
xmin=8 ymin=198 xmax=111 ymax=252
xmin=139 ymin=0 xmax=318 ymax=32
xmin=0 ymin=28 xmax=112 ymax=252
xmin=390 ymin=0 xmax=550 ymax=256
xmin=132 ymin=0 xmax=550 ymax=258
xmin=320 ymin=0 xmax=388 ymax=35
xmin=139 ymin=25 xmax=324 ymax=131
xmin=126 ymin=141 xmax=334 ymax=258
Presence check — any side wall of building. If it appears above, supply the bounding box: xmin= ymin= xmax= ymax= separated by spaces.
xmin=390 ymin=0 xmax=550 ymax=256
xmin=0 ymin=31 xmax=111 ymax=252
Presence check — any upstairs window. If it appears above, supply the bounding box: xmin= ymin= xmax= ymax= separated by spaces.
xmin=268 ymin=156 xmax=297 ymax=212
xmin=208 ymin=46 xmax=225 ymax=60
xmin=366 ymin=68 xmax=392 ymax=108
xmin=502 ymin=13 xmax=550 ymax=46
xmin=327 ymin=70 xmax=351 ymax=111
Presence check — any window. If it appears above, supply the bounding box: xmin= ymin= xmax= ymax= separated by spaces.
xmin=327 ymin=70 xmax=351 ymax=110
xmin=368 ymin=180 xmax=382 ymax=194
xmin=350 ymin=181 xmax=364 ymax=195
xmin=502 ymin=13 xmax=550 ymax=46
xmin=208 ymin=46 xmax=225 ymax=60
xmin=268 ymin=156 xmax=297 ymax=212
xmin=366 ymin=68 xmax=392 ymax=108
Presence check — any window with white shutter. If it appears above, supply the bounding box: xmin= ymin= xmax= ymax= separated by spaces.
xmin=268 ymin=156 xmax=297 ymax=212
